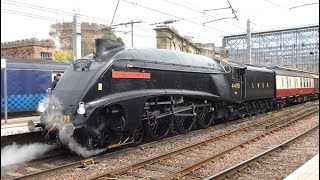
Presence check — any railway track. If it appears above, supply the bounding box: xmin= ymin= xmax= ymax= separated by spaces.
xmin=1 ymin=132 xmax=43 ymax=148
xmin=1 ymin=102 xmax=317 ymax=180
xmin=1 ymin=151 xmax=82 ymax=180
xmin=206 ymin=125 xmax=319 ymax=180
xmin=88 ymin=106 xmax=318 ymax=179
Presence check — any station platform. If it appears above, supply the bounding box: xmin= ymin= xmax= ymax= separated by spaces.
xmin=1 ymin=116 xmax=40 ymax=136
xmin=284 ymin=153 xmax=319 ymax=180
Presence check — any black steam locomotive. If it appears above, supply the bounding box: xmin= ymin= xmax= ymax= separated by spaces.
xmin=28 ymin=39 xmax=277 ymax=150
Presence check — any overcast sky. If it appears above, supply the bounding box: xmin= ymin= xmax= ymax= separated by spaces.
xmin=1 ymin=0 xmax=319 ymax=48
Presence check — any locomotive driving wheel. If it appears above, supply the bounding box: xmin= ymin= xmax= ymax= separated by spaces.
xmin=87 ymin=131 xmax=110 ymax=150
xmin=174 ymin=109 xmax=195 ymax=134
xmin=130 ymin=127 xmax=144 ymax=146
xmin=196 ymin=107 xmax=214 ymax=129
xmin=144 ymin=115 xmax=172 ymax=141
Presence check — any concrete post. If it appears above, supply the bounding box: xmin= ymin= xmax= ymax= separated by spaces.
xmin=247 ymin=19 xmax=251 ymax=64
xmin=1 ymin=59 xmax=7 ymax=123
xmin=73 ymin=10 xmax=81 ymax=61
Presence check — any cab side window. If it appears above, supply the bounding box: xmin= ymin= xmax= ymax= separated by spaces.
xmin=231 ymin=67 xmax=240 ymax=80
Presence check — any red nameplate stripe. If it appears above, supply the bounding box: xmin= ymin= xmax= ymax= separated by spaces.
xmin=112 ymin=71 xmax=151 ymax=79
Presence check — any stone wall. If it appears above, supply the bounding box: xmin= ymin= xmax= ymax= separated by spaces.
xmin=1 ymin=22 xmax=108 ymax=60
xmin=50 ymin=22 xmax=107 ymax=56
xmin=154 ymin=25 xmax=201 ymax=54
xmin=1 ymin=38 xmax=55 ymax=59
xmin=154 ymin=25 xmax=229 ymax=59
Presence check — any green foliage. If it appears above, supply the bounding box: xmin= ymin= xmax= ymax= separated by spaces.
xmin=102 ymin=30 xmax=123 ymax=42
xmin=54 ymin=51 xmax=73 ymax=61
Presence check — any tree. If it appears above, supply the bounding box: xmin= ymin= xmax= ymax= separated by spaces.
xmin=102 ymin=30 xmax=122 ymax=42
xmin=54 ymin=50 xmax=73 ymax=61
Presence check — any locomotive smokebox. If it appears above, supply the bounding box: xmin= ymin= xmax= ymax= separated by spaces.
xmin=95 ymin=39 xmax=125 ymax=61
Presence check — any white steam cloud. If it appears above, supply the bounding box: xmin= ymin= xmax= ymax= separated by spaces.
xmin=40 ymin=96 xmax=106 ymax=158
xmin=1 ymin=143 xmax=55 ymax=171
xmin=49 ymin=28 xmax=62 ymax=50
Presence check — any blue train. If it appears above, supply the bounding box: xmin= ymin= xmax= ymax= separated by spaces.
xmin=1 ymin=57 xmax=70 ymax=114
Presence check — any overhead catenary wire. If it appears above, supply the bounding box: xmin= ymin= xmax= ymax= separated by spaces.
xmin=226 ymin=0 xmax=238 ymax=20
xmin=2 ymin=0 xmax=153 ymax=33
xmin=1 ymin=9 xmax=105 ymax=28
xmin=1 ymin=10 xmax=157 ymax=42
xmin=289 ymin=2 xmax=319 ymax=10
xmin=263 ymin=0 xmax=280 ymax=7
xmin=2 ymin=0 xmax=227 ymax=43
xmin=2 ymin=0 xmax=225 ymax=42
xmin=162 ymin=0 xmax=244 ymax=30
xmin=2 ymin=0 xmax=160 ymax=39
xmin=121 ymin=0 xmax=231 ymax=34
xmin=2 ymin=8 xmax=213 ymax=44
xmin=110 ymin=0 xmax=121 ymax=28
xmin=2 ymin=8 xmax=215 ymax=44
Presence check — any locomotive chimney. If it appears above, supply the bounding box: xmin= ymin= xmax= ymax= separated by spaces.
xmin=95 ymin=39 xmax=125 ymax=61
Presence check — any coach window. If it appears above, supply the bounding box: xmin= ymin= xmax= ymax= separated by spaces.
xmin=305 ymin=78 xmax=308 ymax=87
xmin=305 ymin=78 xmax=307 ymax=87
xmin=300 ymin=78 xmax=302 ymax=87
xmin=306 ymin=79 xmax=308 ymax=87
xmin=310 ymin=79 xmax=312 ymax=87
xmin=282 ymin=78 xmax=284 ymax=87
xmin=309 ymin=79 xmax=311 ymax=87
xmin=289 ymin=78 xmax=291 ymax=88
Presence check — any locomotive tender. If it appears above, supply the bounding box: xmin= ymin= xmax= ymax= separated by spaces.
xmin=28 ymin=39 xmax=319 ymax=150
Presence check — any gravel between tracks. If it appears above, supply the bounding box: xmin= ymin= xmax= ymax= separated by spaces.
xmin=223 ymin=126 xmax=319 ymax=180
xmin=40 ymin=103 xmax=318 ymax=180
xmin=186 ymin=115 xmax=319 ymax=179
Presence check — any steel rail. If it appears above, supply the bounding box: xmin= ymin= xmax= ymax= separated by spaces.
xmin=7 ymin=103 xmax=315 ymax=180
xmin=205 ymin=124 xmax=319 ymax=180
xmin=3 ymin=106 xmax=264 ymax=180
xmin=161 ymin=108 xmax=318 ymax=179
xmin=90 ymin=107 xmax=318 ymax=179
